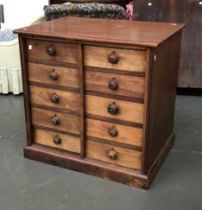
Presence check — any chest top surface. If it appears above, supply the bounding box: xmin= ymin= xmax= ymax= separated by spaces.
xmin=14 ymin=17 xmax=184 ymax=47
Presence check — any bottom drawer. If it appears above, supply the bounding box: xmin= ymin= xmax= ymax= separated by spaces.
xmin=34 ymin=128 xmax=81 ymax=153
xmin=86 ymin=140 xmax=142 ymax=170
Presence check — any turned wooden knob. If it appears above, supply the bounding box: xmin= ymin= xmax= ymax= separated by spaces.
xmin=108 ymin=51 xmax=119 ymax=64
xmin=50 ymin=93 xmax=60 ymax=103
xmin=108 ymin=102 xmax=120 ymax=115
xmin=47 ymin=45 xmax=57 ymax=56
xmin=108 ymin=127 xmax=118 ymax=137
xmin=53 ymin=134 xmax=62 ymax=145
xmin=49 ymin=70 xmax=59 ymax=80
xmin=108 ymin=78 xmax=119 ymax=90
xmin=51 ymin=115 xmax=60 ymax=125
xmin=108 ymin=149 xmax=117 ymax=160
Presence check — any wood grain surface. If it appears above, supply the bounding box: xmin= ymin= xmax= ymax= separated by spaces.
xmin=27 ymin=39 xmax=79 ymax=65
xmin=14 ymin=17 xmax=184 ymax=47
xmin=34 ymin=128 xmax=80 ymax=153
xmin=84 ymin=46 xmax=147 ymax=72
xmin=86 ymin=140 xmax=142 ymax=170
xmin=28 ymin=63 xmax=79 ymax=89
xmin=134 ymin=0 xmax=201 ymax=88
xmin=18 ymin=37 xmax=33 ymax=145
xmin=86 ymin=95 xmax=144 ymax=124
xmin=15 ymin=17 xmax=184 ymax=188
xmin=85 ymin=70 xmax=145 ymax=99
xmin=145 ymin=32 xmax=182 ymax=171
xmin=32 ymin=107 xmax=80 ymax=135
xmin=30 ymin=86 xmax=80 ymax=112
xmin=24 ymin=144 xmax=150 ymax=188
xmin=87 ymin=118 xmax=143 ymax=147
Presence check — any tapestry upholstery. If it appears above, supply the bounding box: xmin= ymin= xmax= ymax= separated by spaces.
xmin=44 ymin=2 xmax=127 ymax=20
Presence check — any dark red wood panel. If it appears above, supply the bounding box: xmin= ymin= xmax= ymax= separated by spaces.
xmin=134 ymin=0 xmax=202 ymax=88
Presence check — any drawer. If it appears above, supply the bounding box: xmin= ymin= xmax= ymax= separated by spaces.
xmin=28 ymin=63 xmax=79 ymax=89
xmin=87 ymin=119 xmax=143 ymax=147
xmin=86 ymin=70 xmax=145 ymax=99
xmin=87 ymin=140 xmax=142 ymax=170
xmin=32 ymin=108 xmax=80 ymax=135
xmin=27 ymin=39 xmax=78 ymax=64
xmin=86 ymin=95 xmax=144 ymax=124
xmin=84 ymin=46 xmax=147 ymax=73
xmin=34 ymin=128 xmax=80 ymax=153
xmin=30 ymin=86 xmax=80 ymax=112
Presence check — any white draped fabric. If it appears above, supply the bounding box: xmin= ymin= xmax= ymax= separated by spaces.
xmin=0 ymin=39 xmax=23 ymax=95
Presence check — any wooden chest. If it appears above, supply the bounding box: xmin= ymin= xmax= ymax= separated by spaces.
xmin=15 ymin=17 xmax=184 ymax=189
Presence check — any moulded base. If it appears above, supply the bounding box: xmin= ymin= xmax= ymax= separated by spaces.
xmin=24 ymin=134 xmax=175 ymax=189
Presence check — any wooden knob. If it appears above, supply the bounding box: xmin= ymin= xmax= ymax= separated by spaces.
xmin=47 ymin=45 xmax=57 ymax=56
xmin=49 ymin=70 xmax=59 ymax=80
xmin=53 ymin=134 xmax=62 ymax=145
xmin=51 ymin=115 xmax=60 ymax=125
xmin=108 ymin=51 xmax=119 ymax=64
xmin=108 ymin=102 xmax=120 ymax=115
xmin=50 ymin=93 xmax=60 ymax=103
xmin=108 ymin=78 xmax=119 ymax=90
xmin=108 ymin=127 xmax=118 ymax=137
xmin=108 ymin=149 xmax=117 ymax=160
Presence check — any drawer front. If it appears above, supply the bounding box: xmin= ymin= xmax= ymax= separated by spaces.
xmin=86 ymin=70 xmax=145 ymax=99
xmin=28 ymin=63 xmax=79 ymax=89
xmin=34 ymin=128 xmax=80 ymax=153
xmin=86 ymin=95 xmax=144 ymax=124
xmin=27 ymin=39 xmax=78 ymax=64
xmin=32 ymin=108 xmax=80 ymax=135
xmin=30 ymin=86 xmax=80 ymax=112
xmin=87 ymin=119 xmax=143 ymax=147
xmin=87 ymin=140 xmax=142 ymax=170
xmin=84 ymin=46 xmax=146 ymax=73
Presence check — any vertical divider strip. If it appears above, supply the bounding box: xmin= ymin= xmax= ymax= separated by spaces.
xmin=19 ymin=36 xmax=33 ymax=146
xmin=78 ymin=44 xmax=85 ymax=158
xmin=142 ymin=49 xmax=153 ymax=173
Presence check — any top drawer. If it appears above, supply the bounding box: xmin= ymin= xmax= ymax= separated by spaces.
xmin=27 ymin=39 xmax=79 ymax=65
xmin=84 ymin=46 xmax=147 ymax=73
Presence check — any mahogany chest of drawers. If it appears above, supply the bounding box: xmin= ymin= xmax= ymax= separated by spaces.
xmin=15 ymin=17 xmax=184 ymax=189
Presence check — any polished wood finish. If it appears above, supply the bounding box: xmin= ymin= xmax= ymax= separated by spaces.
xmin=78 ymin=44 xmax=86 ymax=158
xmin=27 ymin=39 xmax=79 ymax=65
xmin=145 ymin=32 xmax=182 ymax=171
xmin=28 ymin=63 xmax=79 ymax=89
xmin=24 ymin=133 xmax=174 ymax=189
xmin=15 ymin=17 xmax=184 ymax=189
xmin=86 ymin=95 xmax=144 ymax=124
xmin=134 ymin=0 xmax=202 ymax=88
xmin=30 ymin=86 xmax=80 ymax=112
xmin=34 ymin=128 xmax=80 ymax=153
xmin=87 ymin=119 xmax=143 ymax=147
xmin=85 ymin=70 xmax=145 ymax=99
xmin=15 ymin=17 xmax=184 ymax=47
xmin=18 ymin=37 xmax=33 ymax=145
xmin=32 ymin=107 xmax=80 ymax=135
xmin=86 ymin=140 xmax=142 ymax=170
xmin=84 ymin=46 xmax=147 ymax=72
